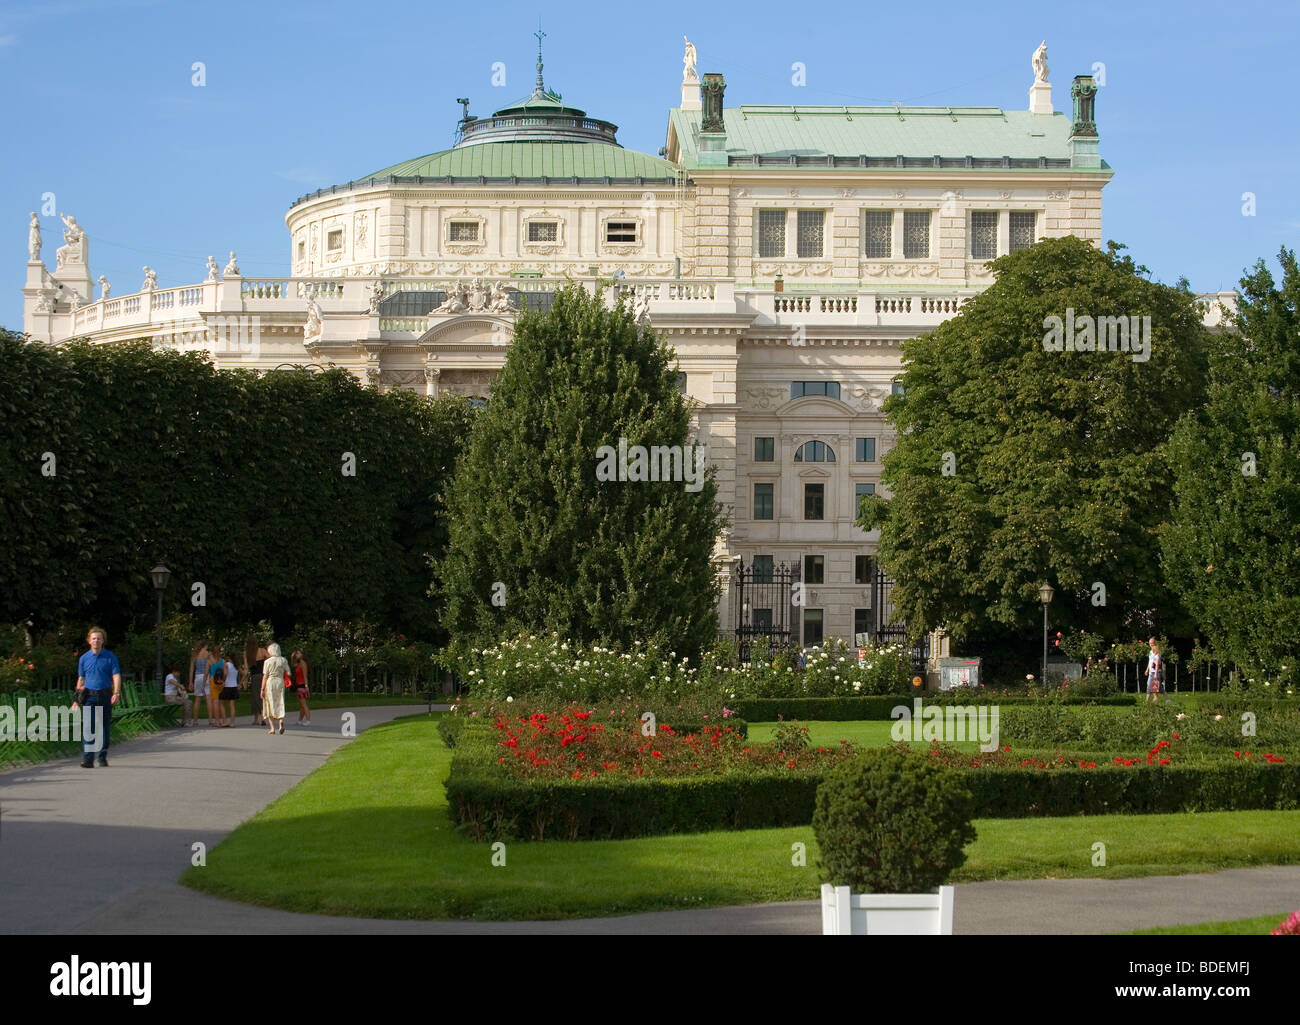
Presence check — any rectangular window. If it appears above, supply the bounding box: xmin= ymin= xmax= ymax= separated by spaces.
xmin=754 ymin=483 xmax=774 ymax=520
xmin=855 ymin=555 xmax=873 ymax=585
xmin=803 ymin=609 xmax=824 ymax=647
xmin=804 ymin=483 xmax=824 ymax=520
xmin=855 ymin=437 xmax=877 ymax=462
xmin=326 ymin=229 xmax=344 ymax=252
xmin=605 ymin=220 xmax=639 ymax=243
xmin=864 ymin=210 xmax=892 ymax=258
xmin=1009 ymin=211 xmax=1037 ymax=251
xmin=903 ymin=211 xmax=930 ymax=259
xmin=297 ymin=241 xmax=306 ymax=263
xmin=758 ymin=209 xmax=786 ymax=258
xmin=449 ymin=221 xmax=479 ymax=242
xmin=754 ymin=436 xmax=775 ymax=462
xmin=855 ymin=482 xmax=876 ymax=516
xmin=971 ymin=211 xmax=998 ymax=260
xmin=803 ymin=554 xmax=824 ymax=584
xmin=527 ymin=221 xmax=558 ymax=242
xmin=796 ymin=210 xmax=825 ymax=258
xmin=790 ymin=381 xmax=841 ymax=400
xmin=854 ymin=608 xmax=872 ymax=643
xmin=752 ymin=555 xmax=774 ymax=582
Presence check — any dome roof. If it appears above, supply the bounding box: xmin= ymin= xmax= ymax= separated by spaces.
xmin=361 ymin=141 xmax=675 ymax=181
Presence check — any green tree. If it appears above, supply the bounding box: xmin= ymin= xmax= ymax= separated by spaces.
xmin=1160 ymin=248 xmax=1300 ymax=675
xmin=435 ymin=284 xmax=723 ymax=661
xmin=859 ymin=238 xmax=1209 ymax=643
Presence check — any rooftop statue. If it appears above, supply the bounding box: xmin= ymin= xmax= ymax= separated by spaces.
xmin=1033 ymin=40 xmax=1049 ymax=83
xmin=683 ymin=36 xmax=698 ymax=83
xmin=28 ymin=212 xmax=41 ymax=262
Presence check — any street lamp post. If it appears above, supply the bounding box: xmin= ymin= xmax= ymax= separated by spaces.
xmin=150 ymin=565 xmax=171 ymax=695
xmin=1038 ymin=582 xmax=1055 ymax=686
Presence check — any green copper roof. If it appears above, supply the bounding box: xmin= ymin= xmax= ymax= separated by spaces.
xmin=495 ymin=89 xmax=575 ymax=113
xmin=362 ymin=142 xmax=676 ymax=180
xmin=671 ymin=105 xmax=1107 ymax=171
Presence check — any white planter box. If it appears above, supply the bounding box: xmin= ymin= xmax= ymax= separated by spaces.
xmin=821 ymin=883 xmax=954 ymax=935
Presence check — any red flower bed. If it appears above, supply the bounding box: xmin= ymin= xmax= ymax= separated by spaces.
xmin=487 ymin=706 xmax=855 ymax=779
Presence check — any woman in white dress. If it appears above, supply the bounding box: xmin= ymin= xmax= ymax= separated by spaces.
xmin=261 ymin=643 xmax=290 ymax=735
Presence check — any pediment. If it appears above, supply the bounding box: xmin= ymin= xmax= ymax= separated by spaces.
xmin=779 ymin=395 xmax=856 ymax=416
xmin=418 ymin=316 xmax=514 ymax=347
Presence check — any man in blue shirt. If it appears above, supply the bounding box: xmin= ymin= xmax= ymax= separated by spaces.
xmin=74 ymin=626 xmax=121 ymax=767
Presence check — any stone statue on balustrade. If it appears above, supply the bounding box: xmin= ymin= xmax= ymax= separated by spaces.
xmin=683 ymin=37 xmax=698 ymax=83
xmin=98 ymin=275 xmax=110 ymax=300
xmin=206 ymin=256 xmax=219 ymax=282
xmin=223 ymin=251 xmax=241 ymax=277
xmin=367 ymin=281 xmax=386 ymax=315
xmin=433 ymin=281 xmax=469 ymax=314
xmin=56 ymin=214 xmax=86 ymax=269
xmin=487 ymin=281 xmax=517 ymax=313
xmin=28 ymin=212 xmax=41 ymax=262
xmin=141 ymin=266 xmax=158 ymax=291
xmin=632 ymin=292 xmax=652 ymax=332
xmin=1032 ymin=41 xmax=1049 ymax=83
xmin=304 ymin=297 xmax=323 ymax=341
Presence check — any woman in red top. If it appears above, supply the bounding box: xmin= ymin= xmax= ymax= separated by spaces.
xmin=291 ymin=650 xmax=311 ymax=725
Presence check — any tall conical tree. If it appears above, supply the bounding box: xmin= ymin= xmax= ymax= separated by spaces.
xmin=1160 ymin=248 xmax=1300 ymax=675
xmin=434 ymin=284 xmax=723 ymax=661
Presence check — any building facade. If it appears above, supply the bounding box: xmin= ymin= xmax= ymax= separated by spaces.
xmin=20 ymin=40 xmax=1233 ymax=651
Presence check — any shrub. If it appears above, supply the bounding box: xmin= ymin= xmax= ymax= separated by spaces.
xmin=812 ymin=746 xmax=976 ymax=893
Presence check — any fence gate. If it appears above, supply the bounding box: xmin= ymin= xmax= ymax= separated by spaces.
xmin=872 ymin=566 xmax=930 ymax=678
xmin=734 ymin=560 xmax=800 ymax=662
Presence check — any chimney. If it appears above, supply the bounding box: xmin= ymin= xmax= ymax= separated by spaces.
xmin=1069 ymin=75 xmax=1100 ymax=168
xmin=698 ymin=72 xmax=727 ymax=166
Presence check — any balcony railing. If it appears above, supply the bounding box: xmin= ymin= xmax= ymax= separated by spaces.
xmin=59 ymin=275 xmax=1239 ymax=342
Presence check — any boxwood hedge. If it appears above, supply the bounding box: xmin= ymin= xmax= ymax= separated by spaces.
xmin=445 ymin=748 xmax=1300 ymax=841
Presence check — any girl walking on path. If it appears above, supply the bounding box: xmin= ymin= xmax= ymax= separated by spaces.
xmin=262 ymin=644 xmax=289 ymax=735
xmin=245 ymin=635 xmax=268 ymax=728
xmin=291 ymin=650 xmax=311 ymax=725
xmin=1146 ymin=638 xmax=1164 ymax=705
xmin=187 ymin=641 xmax=211 ymax=727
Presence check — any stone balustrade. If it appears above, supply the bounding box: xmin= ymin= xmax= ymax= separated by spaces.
xmin=57 ymin=275 xmax=1240 ymax=345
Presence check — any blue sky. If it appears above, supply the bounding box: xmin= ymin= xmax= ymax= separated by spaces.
xmin=2 ymin=0 xmax=1296 ymax=330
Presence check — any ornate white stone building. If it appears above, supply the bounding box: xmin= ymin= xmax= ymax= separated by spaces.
xmin=21 ymin=40 xmax=1233 ymax=653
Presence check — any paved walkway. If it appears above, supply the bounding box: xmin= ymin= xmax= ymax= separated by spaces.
xmin=3 ymin=708 xmax=1297 ymax=934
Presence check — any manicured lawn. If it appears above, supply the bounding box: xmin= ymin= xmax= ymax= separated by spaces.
xmin=180 ymin=714 xmax=1300 ymax=921
xmin=1123 ymin=912 xmax=1293 ymax=935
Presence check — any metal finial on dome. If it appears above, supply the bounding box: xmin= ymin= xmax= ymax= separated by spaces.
xmin=533 ymin=23 xmax=547 ymax=98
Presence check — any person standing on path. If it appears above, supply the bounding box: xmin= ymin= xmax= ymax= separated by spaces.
xmin=73 ymin=626 xmax=120 ymax=767
xmin=1145 ymin=637 xmax=1164 ymax=705
xmin=207 ymin=646 xmax=228 ymax=727
xmin=291 ymin=650 xmax=311 ymax=725
xmin=219 ymin=649 xmax=239 ymax=727
xmin=188 ymin=641 xmax=211 ymax=727
xmin=245 ymin=635 xmax=268 ymax=728
xmin=262 ymin=644 xmax=289 ymax=735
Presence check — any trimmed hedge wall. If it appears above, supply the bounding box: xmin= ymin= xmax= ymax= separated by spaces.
xmin=445 ymin=755 xmax=1300 ymax=841
xmin=733 ymin=694 xmax=1133 ymax=722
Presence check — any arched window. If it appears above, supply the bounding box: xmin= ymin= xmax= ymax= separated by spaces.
xmin=468 ymin=397 xmax=488 ymax=409
xmin=793 ymin=440 xmax=835 ymax=462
